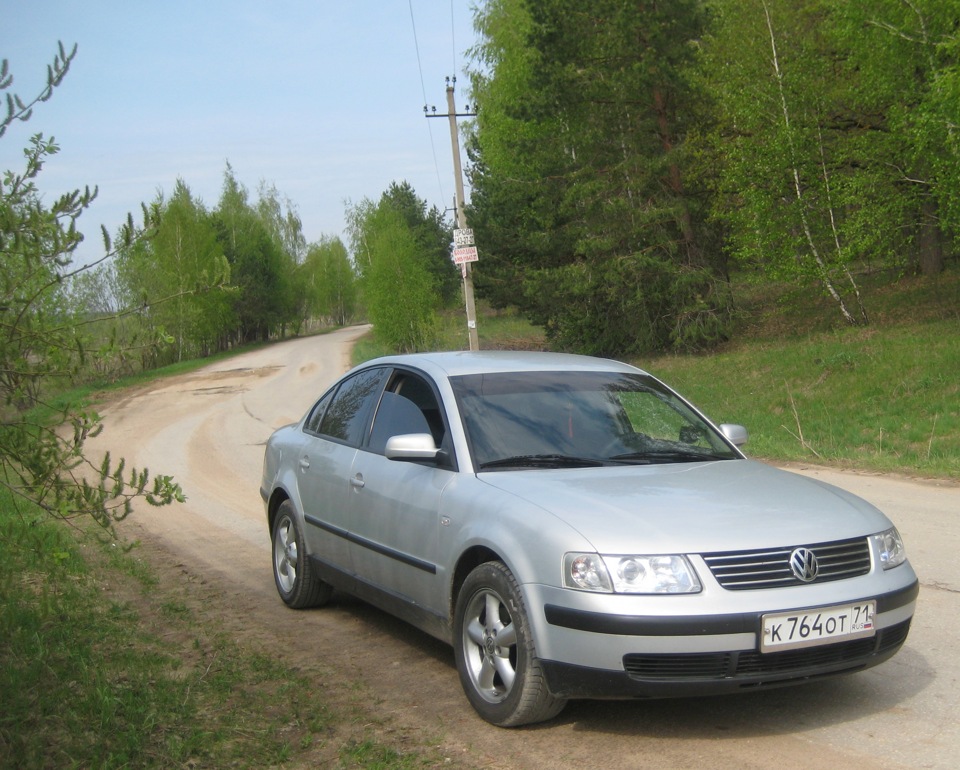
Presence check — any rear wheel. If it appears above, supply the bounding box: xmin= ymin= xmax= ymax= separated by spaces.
xmin=271 ymin=500 xmax=332 ymax=608
xmin=454 ymin=561 xmax=566 ymax=726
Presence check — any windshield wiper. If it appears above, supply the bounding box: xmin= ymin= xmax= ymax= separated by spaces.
xmin=478 ymin=454 xmax=605 ymax=470
xmin=608 ymin=449 xmax=728 ymax=464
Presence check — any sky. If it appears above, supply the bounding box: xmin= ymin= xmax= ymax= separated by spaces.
xmin=1 ymin=1 xmax=479 ymax=263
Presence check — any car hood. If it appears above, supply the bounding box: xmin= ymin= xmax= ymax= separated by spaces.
xmin=477 ymin=459 xmax=891 ymax=554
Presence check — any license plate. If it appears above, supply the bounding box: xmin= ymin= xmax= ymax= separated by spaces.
xmin=760 ymin=601 xmax=876 ymax=653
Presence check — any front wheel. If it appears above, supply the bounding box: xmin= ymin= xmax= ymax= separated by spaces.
xmin=271 ymin=500 xmax=332 ymax=609
xmin=453 ymin=561 xmax=566 ymax=726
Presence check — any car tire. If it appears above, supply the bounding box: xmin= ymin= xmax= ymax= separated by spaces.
xmin=454 ymin=561 xmax=567 ymax=726
xmin=271 ymin=500 xmax=333 ymax=609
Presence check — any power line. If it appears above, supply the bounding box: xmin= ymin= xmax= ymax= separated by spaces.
xmin=411 ymin=2 xmax=480 ymax=350
xmin=426 ymin=81 xmax=480 ymax=351
xmin=408 ymin=0 xmax=448 ymax=207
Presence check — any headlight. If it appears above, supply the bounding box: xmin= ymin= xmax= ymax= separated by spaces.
xmin=872 ymin=527 xmax=907 ymax=569
xmin=563 ymin=553 xmax=701 ymax=594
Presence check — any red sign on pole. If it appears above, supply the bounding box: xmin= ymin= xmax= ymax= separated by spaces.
xmin=453 ymin=246 xmax=479 ymax=264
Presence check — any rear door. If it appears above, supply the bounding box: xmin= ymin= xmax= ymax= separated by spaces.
xmin=297 ymin=366 xmax=388 ymax=573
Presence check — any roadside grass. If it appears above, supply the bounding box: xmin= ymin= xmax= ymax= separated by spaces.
xmin=642 ymin=267 xmax=960 ymax=479
xmin=0 ymin=492 xmax=455 ymax=769
xmin=643 ymin=319 xmax=960 ymax=478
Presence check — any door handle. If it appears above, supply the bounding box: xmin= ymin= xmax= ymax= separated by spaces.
xmin=299 ymin=458 xmax=310 ymax=470
xmin=350 ymin=474 xmax=365 ymax=489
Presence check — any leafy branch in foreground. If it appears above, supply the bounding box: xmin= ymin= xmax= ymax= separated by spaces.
xmin=1 ymin=43 xmax=183 ymax=540
xmin=0 ymin=408 xmax=184 ymax=538
xmin=0 ymin=40 xmax=75 ymax=139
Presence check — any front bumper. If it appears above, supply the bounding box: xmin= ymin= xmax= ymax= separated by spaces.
xmin=528 ymin=577 xmax=918 ymax=700
xmin=541 ymin=616 xmax=912 ymax=699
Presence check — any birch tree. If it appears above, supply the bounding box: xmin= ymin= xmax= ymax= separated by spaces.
xmin=347 ymin=193 xmax=439 ymax=352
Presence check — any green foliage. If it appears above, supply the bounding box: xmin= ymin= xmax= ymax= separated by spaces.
xmin=257 ymin=180 xmax=307 ymax=262
xmin=0 ymin=407 xmax=183 ymax=535
xmin=113 ymin=180 xmax=232 ymax=364
xmin=348 ymin=187 xmax=447 ymax=353
xmin=0 ymin=501 xmax=336 ymax=768
xmin=113 ymin=163 xmax=307 ymax=352
xmin=0 ymin=41 xmax=75 ymax=138
xmin=699 ymin=1 xmax=880 ymax=319
xmin=468 ymin=0 xmax=960 ymax=344
xmin=301 ymin=235 xmax=358 ymax=326
xmin=226 ymin=222 xmax=290 ymax=342
xmin=0 ymin=45 xmax=183 ymax=538
xmin=467 ymin=0 xmax=733 ymax=355
xmin=214 ymin=165 xmax=299 ymax=343
xmin=839 ymin=0 xmax=960 ymax=274
xmin=381 ymin=182 xmax=459 ymax=307
xmin=699 ymin=0 xmax=960 ymax=324
xmin=525 ymin=254 xmax=734 ymax=356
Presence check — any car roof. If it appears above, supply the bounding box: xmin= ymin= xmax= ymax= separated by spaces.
xmin=357 ymin=350 xmax=649 ymax=379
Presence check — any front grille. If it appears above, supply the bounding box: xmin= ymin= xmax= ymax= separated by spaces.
xmin=622 ymin=620 xmax=910 ymax=681
xmin=702 ymin=537 xmax=871 ymax=590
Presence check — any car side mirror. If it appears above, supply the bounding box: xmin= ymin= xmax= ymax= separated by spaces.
xmin=719 ymin=423 xmax=749 ymax=447
xmin=385 ymin=433 xmax=441 ymax=462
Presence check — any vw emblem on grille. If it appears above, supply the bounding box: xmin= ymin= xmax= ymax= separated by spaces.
xmin=789 ymin=547 xmax=819 ymax=582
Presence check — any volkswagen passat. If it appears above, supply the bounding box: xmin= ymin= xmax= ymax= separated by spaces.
xmin=260 ymin=351 xmax=917 ymax=726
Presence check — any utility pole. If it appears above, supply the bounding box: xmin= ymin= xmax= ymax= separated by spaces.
xmin=426 ymin=77 xmax=479 ymax=351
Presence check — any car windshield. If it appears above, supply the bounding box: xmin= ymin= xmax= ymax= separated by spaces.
xmin=450 ymin=370 xmax=738 ymax=471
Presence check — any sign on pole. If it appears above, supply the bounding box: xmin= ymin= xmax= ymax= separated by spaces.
xmin=453 ymin=246 xmax=479 ymax=264
xmin=453 ymin=228 xmax=474 ymax=247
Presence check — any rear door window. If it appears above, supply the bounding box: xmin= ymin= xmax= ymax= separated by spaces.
xmin=316 ymin=368 xmax=388 ymax=447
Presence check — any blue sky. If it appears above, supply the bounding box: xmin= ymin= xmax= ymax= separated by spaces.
xmin=1 ymin=1 xmax=478 ymax=262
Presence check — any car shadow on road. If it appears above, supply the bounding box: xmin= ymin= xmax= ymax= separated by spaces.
xmin=551 ymin=643 xmax=933 ymax=737
xmin=320 ymin=591 xmax=457 ymax=667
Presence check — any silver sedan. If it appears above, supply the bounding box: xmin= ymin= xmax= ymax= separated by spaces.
xmin=260 ymin=351 xmax=918 ymax=726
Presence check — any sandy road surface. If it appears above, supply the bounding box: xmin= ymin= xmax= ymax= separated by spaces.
xmin=94 ymin=328 xmax=959 ymax=769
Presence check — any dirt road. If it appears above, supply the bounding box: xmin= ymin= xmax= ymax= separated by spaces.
xmin=96 ymin=328 xmax=959 ymax=769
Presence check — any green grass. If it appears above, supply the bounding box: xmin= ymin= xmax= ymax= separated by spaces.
xmin=0 ymin=494 xmax=453 ymax=769
xmin=643 ymin=320 xmax=960 ymax=478
xmin=637 ymin=267 xmax=960 ymax=479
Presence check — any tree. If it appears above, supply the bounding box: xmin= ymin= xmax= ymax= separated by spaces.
xmin=468 ymin=0 xmax=733 ymax=354
xmin=700 ymin=0 xmax=870 ymax=324
xmin=379 ymin=182 xmax=459 ymax=307
xmin=348 ymin=194 xmax=439 ymax=352
xmin=214 ymin=166 xmax=295 ymax=343
xmin=257 ymin=181 xmax=307 ymax=264
xmin=301 ymin=236 xmax=357 ymax=327
xmin=114 ymin=181 xmax=231 ymax=363
xmin=257 ymin=182 xmax=306 ymax=335
xmin=835 ymin=0 xmax=960 ymax=276
xmin=700 ymin=0 xmax=960 ymax=326
xmin=62 ymin=258 xmax=146 ymax=382
xmin=0 ymin=45 xmax=182 ymax=537
xmin=466 ymin=0 xmax=583 ymax=310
